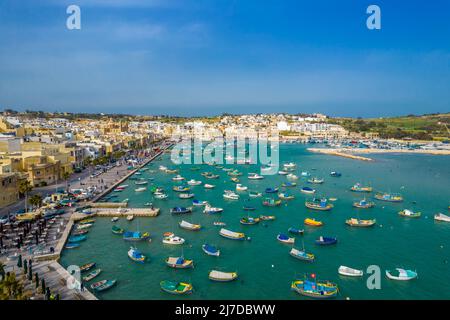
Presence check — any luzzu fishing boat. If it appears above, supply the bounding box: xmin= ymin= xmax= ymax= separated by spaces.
xmin=304 ymin=218 xmax=323 ymax=227
xmin=386 ymin=268 xmax=418 ymax=281
xmin=166 ymin=256 xmax=194 ymax=269
xmin=123 ymin=231 xmax=151 ymax=241
xmin=209 ymin=270 xmax=238 ymax=282
xmin=277 ymin=233 xmax=295 ymax=244
xmin=219 ymin=228 xmax=246 ymax=240
xmin=374 ymin=192 xmax=403 ymax=202
xmin=290 ymin=248 xmax=314 ymax=262
xmin=240 ymin=216 xmax=260 ymax=225
xmin=160 ymin=280 xmax=193 ymax=295
xmin=111 ymin=225 xmax=124 ymax=235
xmin=128 ymin=246 xmax=146 ymax=263
xmin=179 ymin=220 xmax=201 ymax=231
xmin=202 ymin=244 xmax=220 ymax=256
xmin=291 ymin=275 xmax=338 ymax=299
xmin=262 ymin=198 xmax=282 ymax=207
xmin=353 ymin=198 xmax=375 ymax=209
xmin=305 ymin=198 xmax=333 ymax=211
xmin=345 ymin=218 xmax=376 ymax=227
xmin=82 ymin=269 xmax=102 ymax=282
xmin=399 ymin=209 xmax=421 ymax=218
xmin=350 ymin=183 xmax=372 ymax=193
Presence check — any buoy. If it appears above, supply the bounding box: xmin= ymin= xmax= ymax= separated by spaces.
xmin=271 ymin=264 xmax=274 ymax=268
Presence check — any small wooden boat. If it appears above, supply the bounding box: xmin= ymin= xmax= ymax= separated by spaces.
xmin=80 ymin=262 xmax=96 ymax=272
xmin=290 ymin=248 xmax=314 ymax=262
xmin=91 ymin=279 xmax=117 ymax=292
xmin=262 ymin=198 xmax=282 ymax=207
xmin=202 ymin=244 xmax=220 ymax=256
xmin=179 ymin=220 xmax=201 ymax=231
xmin=170 ymin=207 xmax=192 ymax=214
xmin=291 ymin=277 xmax=338 ymax=299
xmin=78 ymin=219 xmax=95 ymax=225
xmin=219 ymin=228 xmax=246 ymax=240
xmin=162 ymin=233 xmax=185 ymax=245
xmin=434 ymin=213 xmax=450 ymax=222
xmin=353 ymin=199 xmax=375 ymax=209
xmin=240 ymin=216 xmax=260 ymax=225
xmin=374 ymin=192 xmax=403 ymax=202
xmin=249 ymin=191 xmax=262 ymax=198
xmin=338 ymin=266 xmax=363 ymax=277
xmin=128 ymin=246 xmax=146 ymax=263
xmin=209 ymin=270 xmax=238 ymax=282
xmin=265 ymin=187 xmax=279 ymax=194
xmin=305 ymin=198 xmax=333 ymax=211
xmin=111 ymin=225 xmax=125 ymax=235
xmin=300 ymin=186 xmax=316 ymax=194
xmin=260 ymin=215 xmax=276 ymax=221
xmin=288 ymin=227 xmax=304 ymax=235
xmin=399 ymin=209 xmax=421 ymax=218
xmin=308 ymin=177 xmax=324 ymax=184
xmin=126 ymin=215 xmax=134 ymax=221
xmin=123 ymin=231 xmax=150 ymax=241
xmin=304 ymin=218 xmax=323 ymax=227
xmin=179 ymin=193 xmax=195 ymax=199
xmin=386 ymin=268 xmax=418 ymax=281
xmin=345 ymin=218 xmax=376 ymax=227
xmin=82 ymin=269 xmax=102 ymax=282
xmin=281 ymin=182 xmax=297 ymax=188
xmin=277 ymin=233 xmax=295 ymax=244
xmin=72 ymin=229 xmax=89 ymax=236
xmin=166 ymin=256 xmax=194 ymax=268
xmin=76 ymin=223 xmax=93 ymax=230
xmin=350 ymin=183 xmax=372 ymax=193
xmin=68 ymin=235 xmax=87 ymax=243
xmin=315 ymin=236 xmax=337 ymax=246
xmin=160 ymin=280 xmax=193 ymax=295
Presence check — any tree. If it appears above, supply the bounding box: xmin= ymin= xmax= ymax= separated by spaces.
xmin=19 ymin=180 xmax=33 ymax=212
xmin=0 ymin=272 xmax=26 ymax=300
xmin=23 ymin=260 xmax=28 ymax=275
xmin=62 ymin=171 xmax=71 ymax=191
xmin=28 ymin=194 xmax=43 ymax=209
xmin=0 ymin=262 xmax=5 ymax=281
xmin=41 ymin=278 xmax=46 ymax=293
xmin=16 ymin=255 xmax=22 ymax=269
xmin=34 ymin=273 xmax=39 ymax=289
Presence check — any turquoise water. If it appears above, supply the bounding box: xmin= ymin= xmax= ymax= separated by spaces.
xmin=60 ymin=144 xmax=450 ymax=300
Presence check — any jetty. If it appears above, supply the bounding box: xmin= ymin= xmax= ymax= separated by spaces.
xmin=308 ymin=148 xmax=373 ymax=161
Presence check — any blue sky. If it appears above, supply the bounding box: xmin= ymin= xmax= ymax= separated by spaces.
xmin=0 ymin=0 xmax=449 ymax=117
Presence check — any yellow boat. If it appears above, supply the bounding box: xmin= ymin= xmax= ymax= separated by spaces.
xmin=345 ymin=218 xmax=376 ymax=227
xmin=304 ymin=218 xmax=323 ymax=227
xmin=15 ymin=212 xmax=41 ymax=221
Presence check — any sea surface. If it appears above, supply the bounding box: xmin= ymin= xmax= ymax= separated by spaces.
xmin=60 ymin=144 xmax=450 ymax=299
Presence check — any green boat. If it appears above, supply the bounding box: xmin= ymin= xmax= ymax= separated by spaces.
xmin=160 ymin=280 xmax=193 ymax=295
xmin=112 ymin=225 xmax=125 ymax=235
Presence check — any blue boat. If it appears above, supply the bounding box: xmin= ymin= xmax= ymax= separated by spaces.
xmin=330 ymin=171 xmax=342 ymax=177
xmin=68 ymin=235 xmax=87 ymax=243
xmin=288 ymin=227 xmax=304 ymax=235
xmin=265 ymin=187 xmax=279 ymax=194
xmin=243 ymin=206 xmax=256 ymax=211
xmin=202 ymin=244 xmax=220 ymax=256
xmin=315 ymin=236 xmax=337 ymax=246
xmin=170 ymin=207 xmax=192 ymax=214
xmin=300 ymin=186 xmax=315 ymax=194
xmin=128 ymin=246 xmax=146 ymax=263
xmin=123 ymin=231 xmax=151 ymax=241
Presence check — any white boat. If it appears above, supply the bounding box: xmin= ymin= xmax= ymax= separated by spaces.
xmin=154 ymin=193 xmax=168 ymax=199
xmin=219 ymin=228 xmax=245 ymax=240
xmin=286 ymin=173 xmax=298 ymax=180
xmin=179 ymin=220 xmax=201 ymax=231
xmin=223 ymin=190 xmax=239 ymax=200
xmin=434 ymin=213 xmax=450 ymax=222
xmin=159 ymin=165 xmax=168 ymax=171
xmin=301 ymin=171 xmax=310 ymax=177
xmin=386 ymin=268 xmax=418 ymax=281
xmin=192 ymin=200 xmax=208 ymax=206
xmin=162 ymin=233 xmax=185 ymax=245
xmin=135 ymin=180 xmax=148 ymax=185
xmin=236 ymin=184 xmax=248 ymax=191
xmin=338 ymin=266 xmax=363 ymax=277
xmin=172 ymin=175 xmax=185 ymax=181
xmin=204 ymin=205 xmax=224 ymax=214
xmin=278 ymin=171 xmax=288 ymax=175
xmin=179 ymin=193 xmax=195 ymax=199
xmin=209 ymin=270 xmax=238 ymax=282
xmin=204 ymin=184 xmax=215 ymax=189
xmin=126 ymin=215 xmax=134 ymax=221
xmin=248 ymin=173 xmax=264 ymax=180
xmin=187 ymin=179 xmax=202 ymax=186
xmin=111 ymin=217 xmax=119 ymax=222
xmin=283 ymin=162 xmax=296 ymax=169
xmin=134 ymin=187 xmax=147 ymax=192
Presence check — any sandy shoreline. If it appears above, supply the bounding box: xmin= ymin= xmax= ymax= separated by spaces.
xmin=308 ymin=147 xmax=450 ymax=161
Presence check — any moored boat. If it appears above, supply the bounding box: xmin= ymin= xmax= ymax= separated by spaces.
xmin=240 ymin=216 xmax=260 ymax=225
xmin=265 ymin=187 xmax=279 ymax=194
xmin=223 ymin=190 xmax=239 ymax=200
xmin=192 ymin=199 xmax=208 ymax=206
xmin=179 ymin=220 xmax=202 ymax=231
xmin=353 ymin=198 xmax=375 ymax=209
xmin=134 ymin=187 xmax=147 ymax=192
xmin=204 ymin=184 xmax=215 ymax=189
xmin=290 ymin=248 xmax=314 ymax=262
xmin=260 ymin=215 xmax=276 ymax=221
xmin=315 ymin=236 xmax=337 ymax=246
xmin=202 ymin=244 xmax=220 ymax=256
xmin=338 ymin=266 xmax=363 ymax=277
xmin=179 ymin=193 xmax=195 ymax=199
xmin=160 ymin=280 xmax=193 ymax=295
xmin=209 ymin=270 xmax=238 ymax=282
xmin=173 ymin=186 xmax=190 ymax=192
xmin=80 ymin=262 xmax=96 ymax=272
xmin=128 ymin=246 xmax=146 ymax=263
xmin=126 ymin=215 xmax=134 ymax=221
xmin=166 ymin=256 xmax=194 ymax=268
xmin=278 ymin=192 xmax=295 ymax=200
xmin=187 ymin=179 xmax=202 ymax=186
xmin=398 ymin=209 xmax=421 ymax=218
xmin=304 ymin=218 xmax=323 ymax=227
xmin=374 ymin=192 xmax=403 ymax=202
xmin=249 ymin=191 xmax=262 ymax=198
xmin=82 ymin=269 xmax=102 ymax=282
xmin=308 ymin=177 xmax=324 ymax=184
xmin=262 ymin=198 xmax=282 ymax=207
xmin=277 ymin=233 xmax=295 ymax=244
xmin=123 ymin=231 xmax=150 ymax=241
xmin=68 ymin=235 xmax=87 ymax=243
xmin=236 ymin=184 xmax=248 ymax=191
xmin=350 ymin=183 xmax=373 ymax=193
xmin=219 ymin=228 xmax=246 ymax=240
xmin=434 ymin=213 xmax=450 ymax=222
xmin=203 ymin=204 xmax=223 ymax=214
xmin=288 ymin=227 xmax=304 ymax=235
xmin=345 ymin=218 xmax=376 ymax=227
xmin=248 ymin=173 xmax=264 ymax=180
xmin=170 ymin=207 xmax=192 ymax=214
xmin=386 ymin=268 xmax=418 ymax=281
xmin=305 ymin=198 xmax=333 ymax=211
xmin=162 ymin=233 xmax=185 ymax=245
xmin=91 ymin=279 xmax=117 ymax=292
xmin=291 ymin=276 xmax=338 ymax=299
xmin=111 ymin=225 xmax=125 ymax=235
xmin=300 ymin=186 xmax=316 ymax=194
xmin=330 ymin=171 xmax=342 ymax=177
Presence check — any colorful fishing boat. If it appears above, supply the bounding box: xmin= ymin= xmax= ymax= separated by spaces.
xmin=374 ymin=192 xmax=403 ymax=202
xmin=277 ymin=233 xmax=295 ymax=244
xmin=160 ymin=280 xmax=193 ymax=295
xmin=91 ymin=279 xmax=117 ymax=292
xmin=128 ymin=246 xmax=146 ymax=263
xmin=350 ymin=183 xmax=373 ymax=193
xmin=219 ymin=228 xmax=246 ymax=240
xmin=166 ymin=256 xmax=194 ymax=268
xmin=304 ymin=218 xmax=323 ymax=227
xmin=305 ymin=198 xmax=333 ymax=211
xmin=345 ymin=218 xmax=376 ymax=227
xmin=338 ymin=266 xmax=363 ymax=277
xmin=240 ymin=216 xmax=260 ymax=225
xmin=262 ymin=198 xmax=282 ymax=207
xmin=398 ymin=209 xmax=421 ymax=218
xmin=202 ymin=244 xmax=220 ymax=256
xmin=80 ymin=262 xmax=96 ymax=272
xmin=300 ymin=186 xmax=316 ymax=194
xmin=291 ymin=276 xmax=338 ymax=299
xmin=209 ymin=270 xmax=238 ymax=282
xmin=290 ymin=248 xmax=314 ymax=262
xmin=111 ymin=225 xmax=124 ymax=235
xmin=82 ymin=269 xmax=102 ymax=282
xmin=179 ymin=220 xmax=202 ymax=231
xmin=123 ymin=231 xmax=150 ymax=241
xmin=315 ymin=236 xmax=337 ymax=246
xmin=386 ymin=268 xmax=418 ymax=281
xmin=353 ymin=198 xmax=375 ymax=209
xmin=170 ymin=207 xmax=192 ymax=214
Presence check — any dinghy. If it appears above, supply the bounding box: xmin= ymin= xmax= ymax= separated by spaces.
xmin=65 ymin=243 xmax=80 ymax=249
xmin=338 ymin=266 xmax=363 ymax=277
xmin=287 ymin=174 xmax=298 ymax=180
xmin=386 ymin=268 xmax=418 ymax=281
xmin=128 ymin=246 xmax=146 ymax=263
xmin=91 ymin=279 xmax=117 ymax=292
xmin=219 ymin=228 xmax=246 ymax=240
xmin=80 ymin=262 xmax=96 ymax=272
xmin=209 ymin=270 xmax=238 ymax=282
xmin=202 ymin=244 xmax=220 ymax=256
xmin=308 ymin=177 xmax=324 ymax=184
xmin=277 ymin=233 xmax=295 ymax=244
xmin=160 ymin=280 xmax=193 ymax=295
xmin=179 ymin=220 xmax=201 ymax=231
xmin=166 ymin=256 xmax=194 ymax=268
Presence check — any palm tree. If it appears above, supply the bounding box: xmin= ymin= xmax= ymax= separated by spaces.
xmin=0 ymin=273 xmax=26 ymax=300
xmin=62 ymin=171 xmax=71 ymax=191
xmin=28 ymin=194 xmax=43 ymax=209
xmin=18 ymin=180 xmax=33 ymax=212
